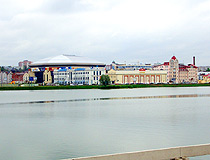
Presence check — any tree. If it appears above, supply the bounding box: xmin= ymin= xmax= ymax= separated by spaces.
xmin=99 ymin=75 xmax=110 ymax=86
xmin=0 ymin=66 xmax=5 ymax=72
xmin=206 ymin=68 xmax=210 ymax=72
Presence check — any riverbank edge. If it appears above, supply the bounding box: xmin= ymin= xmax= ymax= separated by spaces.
xmin=0 ymin=83 xmax=210 ymax=90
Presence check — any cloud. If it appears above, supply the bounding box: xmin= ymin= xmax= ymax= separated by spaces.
xmin=0 ymin=0 xmax=210 ymax=66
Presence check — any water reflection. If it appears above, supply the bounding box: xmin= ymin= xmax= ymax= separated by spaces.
xmin=1 ymin=93 xmax=210 ymax=105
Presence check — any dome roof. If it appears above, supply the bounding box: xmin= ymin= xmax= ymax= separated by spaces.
xmin=30 ymin=55 xmax=105 ymax=67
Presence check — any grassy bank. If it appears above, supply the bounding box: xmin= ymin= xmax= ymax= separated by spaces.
xmin=0 ymin=83 xmax=210 ymax=90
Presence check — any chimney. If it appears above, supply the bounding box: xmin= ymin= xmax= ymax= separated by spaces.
xmin=193 ymin=56 xmax=195 ymax=65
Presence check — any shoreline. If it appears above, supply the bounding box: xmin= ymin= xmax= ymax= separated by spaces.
xmin=0 ymin=83 xmax=210 ymax=90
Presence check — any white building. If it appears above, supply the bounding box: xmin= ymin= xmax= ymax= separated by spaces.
xmin=23 ymin=72 xmax=29 ymax=83
xmin=0 ymin=72 xmax=13 ymax=84
xmin=53 ymin=67 xmax=105 ymax=85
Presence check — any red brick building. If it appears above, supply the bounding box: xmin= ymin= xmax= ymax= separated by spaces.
xmin=12 ymin=72 xmax=25 ymax=83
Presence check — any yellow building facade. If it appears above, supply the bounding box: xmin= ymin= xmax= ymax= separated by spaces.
xmin=198 ymin=74 xmax=210 ymax=83
xmin=23 ymin=71 xmax=36 ymax=83
xmin=43 ymin=69 xmax=53 ymax=84
xmin=107 ymin=69 xmax=167 ymax=84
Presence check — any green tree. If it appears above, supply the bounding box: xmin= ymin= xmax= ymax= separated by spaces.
xmin=99 ymin=75 xmax=111 ymax=86
xmin=206 ymin=68 xmax=210 ymax=72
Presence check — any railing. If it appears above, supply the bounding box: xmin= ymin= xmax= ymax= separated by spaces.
xmin=63 ymin=144 xmax=210 ymax=160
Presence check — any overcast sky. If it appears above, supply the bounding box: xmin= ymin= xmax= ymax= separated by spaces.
xmin=0 ymin=0 xmax=210 ymax=66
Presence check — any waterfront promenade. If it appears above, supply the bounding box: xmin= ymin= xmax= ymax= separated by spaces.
xmin=0 ymin=83 xmax=210 ymax=90
xmin=63 ymin=144 xmax=210 ymax=160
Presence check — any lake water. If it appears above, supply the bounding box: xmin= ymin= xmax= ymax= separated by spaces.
xmin=0 ymin=87 xmax=210 ymax=160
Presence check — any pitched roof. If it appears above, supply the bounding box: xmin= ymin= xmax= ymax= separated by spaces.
xmin=188 ymin=64 xmax=198 ymax=68
xmin=163 ymin=62 xmax=169 ymax=65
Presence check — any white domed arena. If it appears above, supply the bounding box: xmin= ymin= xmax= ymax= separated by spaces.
xmin=30 ymin=54 xmax=105 ymax=67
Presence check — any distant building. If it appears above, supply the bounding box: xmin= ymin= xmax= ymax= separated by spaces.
xmin=198 ymin=72 xmax=210 ymax=81
xmin=22 ymin=71 xmax=36 ymax=83
xmin=18 ymin=60 xmax=32 ymax=70
xmin=169 ymin=56 xmax=179 ymax=83
xmin=23 ymin=72 xmax=29 ymax=83
xmin=198 ymin=74 xmax=210 ymax=83
xmin=153 ymin=56 xmax=198 ymax=83
xmin=198 ymin=66 xmax=210 ymax=72
xmin=187 ymin=64 xmax=198 ymax=83
xmin=105 ymin=61 xmax=126 ymax=71
xmin=12 ymin=72 xmax=25 ymax=83
xmin=7 ymin=72 xmax=13 ymax=83
xmin=53 ymin=67 xmax=105 ymax=85
xmin=106 ymin=61 xmax=152 ymax=71
xmin=0 ymin=72 xmax=13 ymax=84
xmin=107 ymin=69 xmax=167 ymax=84
xmin=153 ymin=62 xmax=169 ymax=82
xmin=179 ymin=64 xmax=189 ymax=83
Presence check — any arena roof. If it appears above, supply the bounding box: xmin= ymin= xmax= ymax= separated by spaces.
xmin=30 ymin=55 xmax=106 ymax=67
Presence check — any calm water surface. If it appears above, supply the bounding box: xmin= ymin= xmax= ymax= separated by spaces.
xmin=0 ymin=87 xmax=210 ymax=160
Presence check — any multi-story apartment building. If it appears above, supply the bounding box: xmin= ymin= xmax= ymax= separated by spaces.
xmin=18 ymin=60 xmax=32 ymax=70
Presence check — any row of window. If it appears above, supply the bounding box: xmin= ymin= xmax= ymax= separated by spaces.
xmin=93 ymin=71 xmax=102 ymax=75
xmin=54 ymin=72 xmax=68 ymax=75
xmin=73 ymin=72 xmax=89 ymax=75
xmin=54 ymin=78 xmax=65 ymax=80
xmin=54 ymin=71 xmax=103 ymax=75
xmin=74 ymin=77 xmax=89 ymax=80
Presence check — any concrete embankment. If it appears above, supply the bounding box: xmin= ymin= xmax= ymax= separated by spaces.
xmin=63 ymin=144 xmax=210 ymax=160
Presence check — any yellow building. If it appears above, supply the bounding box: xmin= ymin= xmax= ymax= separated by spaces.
xmin=198 ymin=74 xmax=210 ymax=83
xmin=107 ymin=69 xmax=167 ymax=84
xmin=178 ymin=68 xmax=189 ymax=83
xmin=23 ymin=71 xmax=36 ymax=83
xmin=43 ymin=69 xmax=53 ymax=84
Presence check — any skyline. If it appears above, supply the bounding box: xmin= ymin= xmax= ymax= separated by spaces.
xmin=1 ymin=0 xmax=210 ymax=66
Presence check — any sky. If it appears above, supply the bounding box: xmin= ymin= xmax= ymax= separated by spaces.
xmin=0 ymin=0 xmax=210 ymax=66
